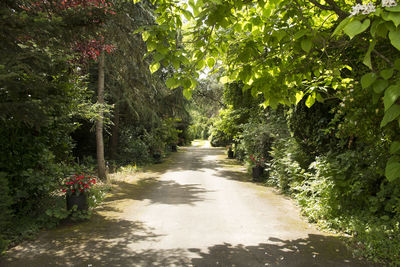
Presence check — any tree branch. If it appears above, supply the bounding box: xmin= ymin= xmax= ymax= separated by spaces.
xmin=372 ymin=49 xmax=394 ymax=66
xmin=309 ymin=0 xmax=349 ymax=19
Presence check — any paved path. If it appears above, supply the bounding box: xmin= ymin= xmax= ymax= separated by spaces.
xmin=1 ymin=143 xmax=375 ymax=266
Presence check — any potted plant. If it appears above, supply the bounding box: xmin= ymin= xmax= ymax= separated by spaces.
xmin=62 ymin=174 xmax=96 ymax=211
xmin=171 ymin=143 xmax=177 ymax=152
xmin=227 ymin=145 xmax=234 ymax=158
xmin=250 ymin=154 xmax=266 ymax=181
xmin=152 ymin=149 xmax=163 ymax=163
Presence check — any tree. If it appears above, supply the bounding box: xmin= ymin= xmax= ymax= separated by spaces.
xmin=96 ymin=51 xmax=107 ymax=181
xmin=137 ymin=0 xmax=400 ymax=182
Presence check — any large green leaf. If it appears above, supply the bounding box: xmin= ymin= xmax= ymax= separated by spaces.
xmin=301 ymin=38 xmax=312 ymax=53
xmin=363 ymin=40 xmax=376 ymax=69
xmin=206 ymin=57 xmax=216 ymax=69
xmin=165 ymin=78 xmax=179 ymax=89
xmin=196 ymin=60 xmax=205 ymax=70
xmin=384 ymin=85 xmax=400 ymax=111
xmin=149 ymin=62 xmax=160 ymax=73
xmin=383 ymin=11 xmax=400 ymax=27
xmin=332 ymin=17 xmax=351 ymax=36
xmin=295 ymin=91 xmax=304 ymax=104
xmin=305 ymin=94 xmax=315 ymax=108
xmin=373 ymin=79 xmax=388 ymax=94
xmin=390 ymin=141 xmax=400 ymax=154
xmin=343 ymin=19 xmax=370 ymax=39
xmin=361 ymin=72 xmax=377 ymax=89
xmin=142 ymin=31 xmax=151 ymax=42
xmin=385 ymin=161 xmax=400 ymax=181
xmin=389 ymin=29 xmax=400 ymax=50
xmin=183 ymin=88 xmax=192 ymax=99
xmin=380 ymin=68 xmax=394 ymax=80
xmin=381 ymin=104 xmax=400 ymax=127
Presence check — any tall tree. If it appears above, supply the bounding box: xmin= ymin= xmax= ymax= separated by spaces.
xmin=96 ymin=51 xmax=107 ymax=181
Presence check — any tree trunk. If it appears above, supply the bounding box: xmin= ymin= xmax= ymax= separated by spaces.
xmin=96 ymin=51 xmax=107 ymax=182
xmin=109 ymin=99 xmax=120 ymax=160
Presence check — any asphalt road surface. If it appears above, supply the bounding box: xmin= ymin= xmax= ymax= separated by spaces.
xmin=1 ymin=142 xmax=376 ymax=266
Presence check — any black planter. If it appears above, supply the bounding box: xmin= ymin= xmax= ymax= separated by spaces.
xmin=153 ymin=153 xmax=162 ymax=163
xmin=66 ymin=193 xmax=88 ymax=211
xmin=252 ymin=166 xmax=264 ymax=181
xmin=228 ymin=150 xmax=234 ymax=158
xmin=171 ymin=144 xmax=177 ymax=152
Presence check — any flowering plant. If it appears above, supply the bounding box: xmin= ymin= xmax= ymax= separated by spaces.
xmin=249 ymin=154 xmax=265 ymax=167
xmin=62 ymin=174 xmax=96 ymax=196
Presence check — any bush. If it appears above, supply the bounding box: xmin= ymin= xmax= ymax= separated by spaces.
xmin=0 ymin=172 xmax=12 ymax=254
xmin=209 ymin=129 xmax=231 ymax=147
xmin=269 ymin=137 xmax=307 ymax=192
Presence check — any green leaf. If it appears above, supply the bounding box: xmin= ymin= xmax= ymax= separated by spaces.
xmin=190 ymin=78 xmax=197 ymax=89
xmin=390 ymin=141 xmax=400 ymax=154
xmin=239 ymin=66 xmax=251 ymax=83
xmin=295 ymin=91 xmax=304 ymax=104
xmin=206 ymin=57 xmax=216 ymax=69
xmin=385 ymin=161 xmax=400 ymax=181
xmin=384 ymin=85 xmax=400 ymax=111
xmin=373 ymin=79 xmax=388 ymax=94
xmin=146 ymin=41 xmax=157 ymax=52
xmin=182 ymin=10 xmax=193 ymax=21
xmin=343 ymin=19 xmax=370 ymax=39
xmin=181 ymin=78 xmax=192 ymax=89
xmin=305 ymin=94 xmax=315 ymax=108
xmin=294 ymin=29 xmax=307 ymax=40
xmin=153 ymin=53 xmax=165 ymax=62
xmin=316 ymin=93 xmax=324 ymax=103
xmin=166 ymin=78 xmax=179 ymax=89
xmin=183 ymin=88 xmax=192 ymax=99
xmin=381 ymin=104 xmax=400 ymax=127
xmin=196 ymin=60 xmax=205 ymax=70
xmin=301 ymin=38 xmax=312 ymax=53
xmin=332 ymin=17 xmax=351 ymax=36
xmin=220 ymin=76 xmax=229 ymax=84
xmin=383 ymin=11 xmax=400 ymax=27
xmin=386 ymin=5 xmax=400 ymax=12
xmin=389 ymin=29 xmax=400 ymax=50
xmin=361 ymin=72 xmax=377 ymax=89
xmin=149 ymin=62 xmax=160 ymax=73
xmin=273 ymin=30 xmax=286 ymax=42
xmin=380 ymin=68 xmax=394 ymax=80
xmin=171 ymin=57 xmax=181 ymax=70
xmin=363 ymin=40 xmax=376 ymax=69
xmin=142 ymin=31 xmax=151 ymax=42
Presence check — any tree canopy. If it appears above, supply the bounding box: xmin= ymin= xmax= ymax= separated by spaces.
xmin=138 ymin=0 xmax=400 ymax=182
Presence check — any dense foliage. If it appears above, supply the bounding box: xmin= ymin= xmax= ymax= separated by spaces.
xmin=0 ymin=0 xmax=191 ymax=253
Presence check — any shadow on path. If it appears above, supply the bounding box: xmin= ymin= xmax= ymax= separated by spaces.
xmin=1 ymin=214 xmax=165 ymax=267
xmin=104 ymin=178 xmax=211 ymax=207
xmin=190 ymin=234 xmax=377 ymax=267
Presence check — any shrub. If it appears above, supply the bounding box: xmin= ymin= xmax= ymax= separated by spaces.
xmin=0 ymin=172 xmax=12 ymax=254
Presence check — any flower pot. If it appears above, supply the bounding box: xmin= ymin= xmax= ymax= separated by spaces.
xmin=153 ymin=153 xmax=162 ymax=163
xmin=228 ymin=150 xmax=234 ymax=158
xmin=66 ymin=193 xmax=88 ymax=211
xmin=252 ymin=166 xmax=264 ymax=181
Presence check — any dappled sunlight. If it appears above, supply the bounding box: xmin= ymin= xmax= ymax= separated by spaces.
xmin=1 ymin=145 xmax=379 ymax=266
xmin=2 ymin=215 xmax=164 ymax=266
xmin=191 ymin=139 xmax=211 ymax=148
xmin=189 ymin=235 xmax=377 ymax=267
